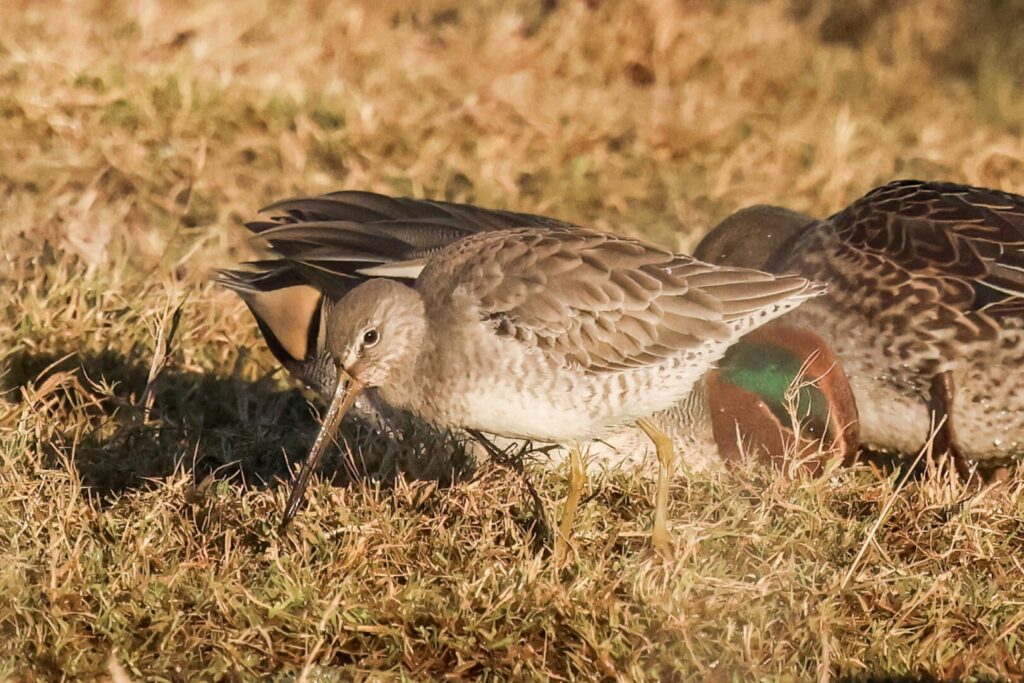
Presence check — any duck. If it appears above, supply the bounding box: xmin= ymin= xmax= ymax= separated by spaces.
xmin=695 ymin=179 xmax=1024 ymax=472
xmin=220 ymin=191 xmax=856 ymax=554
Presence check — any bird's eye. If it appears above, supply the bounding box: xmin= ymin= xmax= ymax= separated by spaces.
xmin=362 ymin=329 xmax=379 ymax=347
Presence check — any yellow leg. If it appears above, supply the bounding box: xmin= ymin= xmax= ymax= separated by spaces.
xmin=637 ymin=417 xmax=674 ymax=554
xmin=552 ymin=444 xmax=585 ymax=564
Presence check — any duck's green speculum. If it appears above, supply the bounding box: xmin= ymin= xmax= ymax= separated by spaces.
xmin=719 ymin=341 xmax=831 ymax=437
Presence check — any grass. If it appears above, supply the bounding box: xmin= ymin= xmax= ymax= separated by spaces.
xmin=2 ymin=0 xmax=1024 ymax=679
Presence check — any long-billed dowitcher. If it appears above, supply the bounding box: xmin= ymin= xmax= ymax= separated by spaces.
xmin=222 ymin=191 xmax=826 ymax=553
xmin=696 ymin=179 xmax=1024 ymax=472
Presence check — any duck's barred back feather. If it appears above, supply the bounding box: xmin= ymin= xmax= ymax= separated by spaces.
xmin=778 ymin=180 xmax=1024 ymax=318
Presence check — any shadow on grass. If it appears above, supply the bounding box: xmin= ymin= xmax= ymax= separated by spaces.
xmin=3 ymin=347 xmax=475 ymax=497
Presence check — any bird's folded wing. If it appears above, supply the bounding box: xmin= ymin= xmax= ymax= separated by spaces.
xmin=424 ymin=227 xmax=821 ymax=373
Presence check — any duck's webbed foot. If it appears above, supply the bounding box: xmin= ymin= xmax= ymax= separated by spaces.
xmin=928 ymin=371 xmax=971 ymax=481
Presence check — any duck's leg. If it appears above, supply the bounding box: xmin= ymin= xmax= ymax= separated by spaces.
xmin=552 ymin=444 xmax=586 ymax=564
xmin=636 ymin=417 xmax=674 ymax=554
xmin=928 ymin=372 xmax=971 ymax=480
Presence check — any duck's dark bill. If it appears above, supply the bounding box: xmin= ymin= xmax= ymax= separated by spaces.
xmin=279 ymin=370 xmax=364 ymax=531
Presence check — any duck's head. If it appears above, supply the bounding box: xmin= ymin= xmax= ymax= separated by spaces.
xmin=281 ymin=278 xmax=427 ymax=529
xmin=695 ymin=205 xmax=817 ymax=269
xmin=707 ymin=323 xmax=859 ymax=471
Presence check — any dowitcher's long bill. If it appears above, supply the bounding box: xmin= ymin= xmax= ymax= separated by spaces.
xmin=280 ymin=371 xmax=364 ymax=530
xmin=231 ymin=195 xmax=825 ymax=550
xmin=697 ymin=179 xmax=1024 ymax=473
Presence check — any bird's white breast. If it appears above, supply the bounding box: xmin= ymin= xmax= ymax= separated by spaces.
xmin=455 ymin=383 xmax=598 ymax=442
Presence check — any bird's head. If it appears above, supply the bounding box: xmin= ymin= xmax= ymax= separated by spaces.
xmin=695 ymin=205 xmax=817 ymax=269
xmin=281 ymin=278 xmax=426 ymax=530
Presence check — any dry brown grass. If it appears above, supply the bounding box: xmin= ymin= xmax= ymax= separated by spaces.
xmin=3 ymin=0 xmax=1024 ymax=679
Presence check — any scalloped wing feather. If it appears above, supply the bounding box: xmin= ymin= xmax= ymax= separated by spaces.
xmin=422 ymin=228 xmax=822 ymax=374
